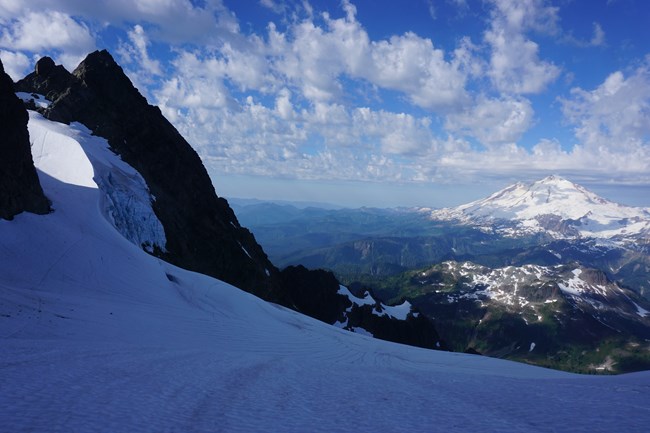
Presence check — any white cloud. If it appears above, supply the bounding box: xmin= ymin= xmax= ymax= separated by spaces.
xmin=259 ymin=0 xmax=284 ymax=14
xmin=115 ymin=24 xmax=164 ymax=99
xmin=0 ymin=0 xmax=239 ymax=45
xmin=563 ymin=22 xmax=606 ymax=48
xmin=560 ymin=62 xmax=650 ymax=160
xmin=485 ymin=0 xmax=560 ymax=94
xmin=153 ymin=51 xmax=442 ymax=182
xmin=0 ymin=49 xmax=30 ymax=80
xmin=268 ymin=7 xmax=469 ymax=111
xmin=157 ymin=51 xmax=234 ymax=112
xmin=218 ymin=38 xmax=275 ymax=92
xmin=489 ymin=0 xmax=559 ymax=34
xmin=590 ymin=22 xmax=605 ymax=47
xmin=2 ymin=0 xmax=644 ymax=193
xmin=0 ymin=10 xmax=95 ymax=70
xmin=427 ymin=1 xmax=436 ymax=20
xmin=445 ymin=95 xmax=534 ymax=146
xmin=367 ymin=32 xmax=469 ymax=110
xmin=119 ymin=24 xmax=161 ymax=76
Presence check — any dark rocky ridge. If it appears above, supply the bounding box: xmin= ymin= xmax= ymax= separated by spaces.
xmin=16 ymin=51 xmax=282 ymax=300
xmin=280 ymin=265 xmax=445 ymax=350
xmin=0 ymin=59 xmax=50 ymax=220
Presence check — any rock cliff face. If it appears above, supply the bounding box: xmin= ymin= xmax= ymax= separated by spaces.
xmin=16 ymin=51 xmax=281 ymax=300
xmin=0 ymin=59 xmax=50 ymax=220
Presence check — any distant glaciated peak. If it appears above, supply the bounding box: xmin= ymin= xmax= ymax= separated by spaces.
xmin=429 ymin=176 xmax=650 ymax=243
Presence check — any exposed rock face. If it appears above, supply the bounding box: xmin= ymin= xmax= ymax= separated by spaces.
xmin=280 ymin=265 xmax=445 ymax=350
xmin=16 ymin=51 xmax=281 ymax=299
xmin=0 ymin=59 xmax=50 ymax=220
xmin=279 ymin=265 xmax=351 ymax=323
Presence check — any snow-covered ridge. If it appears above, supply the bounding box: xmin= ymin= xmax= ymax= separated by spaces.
xmin=334 ymin=285 xmax=415 ymax=335
xmin=434 ymin=261 xmax=650 ymax=320
xmin=425 ymin=175 xmax=650 ymax=242
xmin=338 ymin=285 xmax=413 ymax=320
xmin=27 ymin=109 xmax=166 ymax=253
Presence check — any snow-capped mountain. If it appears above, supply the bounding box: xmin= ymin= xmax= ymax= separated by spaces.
xmin=432 ymin=261 xmax=650 ymax=323
xmin=427 ymin=175 xmax=650 ymax=244
xmin=394 ymin=260 xmax=650 ymax=372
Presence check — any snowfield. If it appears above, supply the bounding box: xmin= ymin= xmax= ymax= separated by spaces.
xmin=2 ymin=112 xmax=650 ymax=432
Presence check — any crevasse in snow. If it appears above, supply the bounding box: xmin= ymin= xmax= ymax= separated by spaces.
xmin=28 ymin=111 xmax=167 ymax=253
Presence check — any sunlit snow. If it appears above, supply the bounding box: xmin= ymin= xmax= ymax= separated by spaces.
xmin=427 ymin=175 xmax=650 ymax=243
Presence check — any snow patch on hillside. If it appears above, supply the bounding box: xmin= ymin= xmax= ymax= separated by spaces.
xmin=16 ymin=92 xmax=51 ymax=108
xmin=338 ymin=285 xmax=412 ymax=320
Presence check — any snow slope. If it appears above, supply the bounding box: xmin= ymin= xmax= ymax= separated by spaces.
xmin=2 ymin=114 xmax=650 ymax=432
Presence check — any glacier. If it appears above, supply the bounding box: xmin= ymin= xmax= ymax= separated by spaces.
xmin=1 ymin=113 xmax=650 ymax=432
xmin=27 ymin=110 xmax=167 ymax=253
xmin=426 ymin=175 xmax=650 ymax=243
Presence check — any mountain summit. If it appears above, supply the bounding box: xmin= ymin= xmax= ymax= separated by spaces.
xmin=15 ymin=51 xmax=282 ymax=300
xmin=429 ymin=176 xmax=650 ymax=242
xmin=460 ymin=175 xmax=612 ymax=220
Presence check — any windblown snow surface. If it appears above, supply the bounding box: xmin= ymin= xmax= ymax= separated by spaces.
xmin=1 ymin=113 xmax=650 ymax=432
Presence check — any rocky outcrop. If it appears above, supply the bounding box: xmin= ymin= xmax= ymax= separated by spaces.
xmin=16 ymin=51 xmax=281 ymax=300
xmin=279 ymin=265 xmax=351 ymax=323
xmin=0 ymin=59 xmax=50 ymax=220
xmin=280 ymin=265 xmax=445 ymax=350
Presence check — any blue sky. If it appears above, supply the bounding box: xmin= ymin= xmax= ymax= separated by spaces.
xmin=1 ymin=0 xmax=649 ymax=207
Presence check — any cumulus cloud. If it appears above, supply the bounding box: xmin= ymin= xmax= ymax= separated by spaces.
xmin=445 ymin=95 xmax=534 ymax=147
xmin=0 ymin=49 xmax=30 ymax=80
xmin=118 ymin=24 xmax=161 ymax=76
xmin=259 ymin=0 xmax=285 ymax=14
xmin=0 ymin=10 xmax=95 ymax=70
xmin=367 ymin=32 xmax=469 ymax=110
xmin=1 ymin=0 xmax=645 ymax=192
xmin=0 ymin=0 xmax=240 ymax=45
xmin=485 ymin=0 xmax=560 ymax=94
xmin=589 ymin=22 xmax=606 ymax=46
xmin=563 ymin=22 xmax=606 ymax=47
xmin=114 ymin=24 xmax=164 ymax=96
xmin=267 ymin=5 xmax=469 ymax=110
xmin=153 ymin=53 xmax=441 ymax=183
xmin=560 ymin=61 xmax=650 ymax=161
xmin=157 ymin=51 xmax=236 ymax=114
xmin=147 ymin=0 xmax=641 ymax=186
